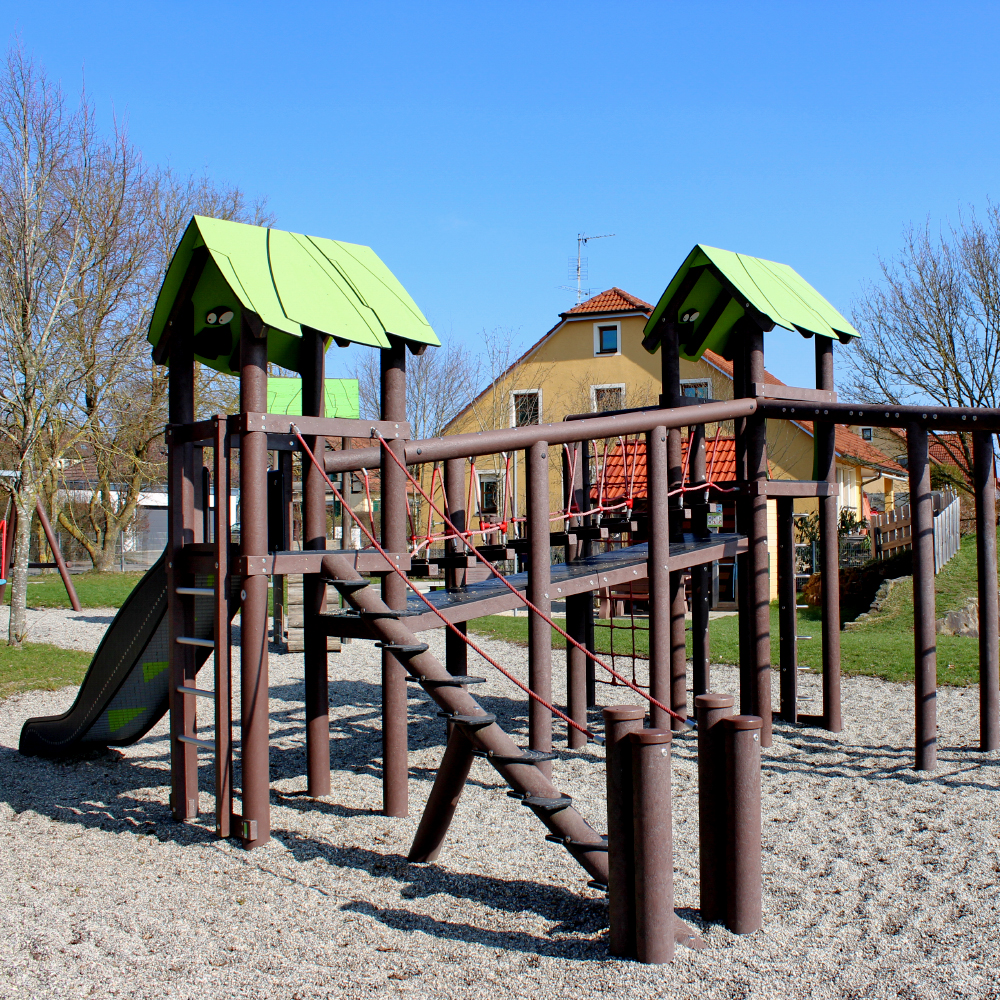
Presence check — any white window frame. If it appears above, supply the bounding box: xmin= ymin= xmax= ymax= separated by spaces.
xmin=590 ymin=382 xmax=627 ymax=413
xmin=475 ymin=469 xmax=505 ymax=516
xmin=859 ymin=426 xmax=874 ymax=442
xmin=510 ymin=388 xmax=542 ymax=427
xmin=679 ymin=377 xmax=712 ymax=399
xmin=593 ymin=321 xmax=622 ymax=357
xmin=836 ymin=466 xmax=858 ymax=513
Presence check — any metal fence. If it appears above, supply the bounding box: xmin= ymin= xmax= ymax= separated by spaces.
xmin=869 ymin=489 xmax=961 ymax=574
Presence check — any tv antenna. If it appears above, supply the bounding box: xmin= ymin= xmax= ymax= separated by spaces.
xmin=561 ymin=232 xmax=615 ymax=302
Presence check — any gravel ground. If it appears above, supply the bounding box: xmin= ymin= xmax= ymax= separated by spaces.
xmin=2 ymin=609 xmax=1000 ymax=999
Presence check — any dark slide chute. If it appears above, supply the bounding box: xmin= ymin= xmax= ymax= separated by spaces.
xmin=19 ymin=553 xmax=223 ymax=758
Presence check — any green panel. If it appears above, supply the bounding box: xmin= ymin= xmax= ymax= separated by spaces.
xmin=644 ymin=243 xmax=859 ymax=361
xmin=148 ymin=217 xmax=440 ymax=375
xmin=267 ymin=377 xmax=360 ymax=418
xmin=108 ymin=706 xmax=144 ymax=731
xmin=142 ymin=660 xmax=169 ymax=683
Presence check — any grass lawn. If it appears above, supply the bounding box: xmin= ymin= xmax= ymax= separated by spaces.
xmin=0 ymin=642 xmax=91 ymax=699
xmin=468 ymin=531 xmax=992 ymax=687
xmin=4 ymin=571 xmax=147 ymax=609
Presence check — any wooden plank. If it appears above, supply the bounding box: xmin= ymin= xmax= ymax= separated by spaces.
xmin=241 ymin=548 xmax=411 ymax=576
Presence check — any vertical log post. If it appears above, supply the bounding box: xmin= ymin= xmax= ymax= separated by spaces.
xmin=746 ymin=326 xmax=772 ymax=746
xmin=565 ymin=442 xmax=588 ymax=747
xmin=526 ymin=440 xmax=553 ymax=777
xmin=212 ymin=414 xmax=233 ymax=838
xmin=733 ymin=337 xmax=753 ymax=714
xmin=580 ymin=437 xmax=597 ymax=707
xmin=302 ymin=326 xmax=330 ymax=797
xmin=815 ymin=337 xmax=842 ymax=732
xmin=604 ymin=705 xmax=645 ymax=958
xmin=723 ymin=714 xmax=763 ymax=935
xmin=168 ymin=304 xmax=198 ymax=823
xmin=974 ymin=430 xmax=999 ymax=751
xmin=908 ymin=422 xmax=937 ymax=771
xmin=695 ymin=692 xmax=734 ymax=923
xmin=630 ymin=728 xmax=674 ymax=965
xmin=444 ymin=457 xmax=468 ymax=678
xmin=777 ymin=496 xmax=797 ymax=722
xmin=380 ymin=339 xmax=409 ymax=816
xmin=239 ymin=311 xmax=270 ymax=848
xmin=689 ymin=421 xmax=711 ymax=697
xmin=647 ymin=425 xmax=671 ymax=730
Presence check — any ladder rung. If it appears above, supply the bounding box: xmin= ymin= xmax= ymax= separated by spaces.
xmin=377 ymin=642 xmax=429 ymax=655
xmin=177 ymin=685 xmax=215 ymax=699
xmin=474 ymin=748 xmax=558 ymax=764
xmin=521 ymin=794 xmax=572 ymax=813
xmin=423 ymin=675 xmax=486 ymax=688
xmin=178 ymin=734 xmax=216 ymax=751
xmin=545 ymin=833 xmax=609 ymax=851
xmin=436 ymin=712 xmax=496 ymax=728
xmin=323 ymin=578 xmax=370 ymax=592
xmin=176 ymin=636 xmax=215 ymax=648
xmin=176 ymin=587 xmax=214 ymax=597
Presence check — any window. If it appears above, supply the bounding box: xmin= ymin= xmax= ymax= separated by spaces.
xmin=593 ymin=322 xmax=621 ymax=356
xmin=512 ymin=390 xmax=540 ymax=426
xmin=860 ymin=427 xmax=873 ymax=442
xmin=592 ymin=384 xmax=625 ymax=412
xmin=836 ymin=467 xmax=857 ymax=512
xmin=479 ymin=474 xmax=500 ymax=514
xmin=680 ymin=378 xmax=712 ymax=399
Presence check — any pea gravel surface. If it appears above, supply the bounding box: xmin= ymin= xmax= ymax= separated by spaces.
xmin=2 ymin=608 xmax=999 ymax=999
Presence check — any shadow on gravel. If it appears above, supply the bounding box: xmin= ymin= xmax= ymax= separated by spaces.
xmin=343 ymin=900 xmax=608 ymax=960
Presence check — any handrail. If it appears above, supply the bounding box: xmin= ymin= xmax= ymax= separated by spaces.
xmin=323 ymin=397 xmax=758 ymax=475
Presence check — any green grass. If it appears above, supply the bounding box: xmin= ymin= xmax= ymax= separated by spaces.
xmin=0 ymin=641 xmax=92 ymax=698
xmin=4 ymin=571 xmax=147 ymax=609
xmin=468 ymin=532 xmax=991 ymax=688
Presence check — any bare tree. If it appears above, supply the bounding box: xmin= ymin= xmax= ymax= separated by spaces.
xmin=56 ymin=165 xmax=273 ymax=570
xmin=844 ymin=206 xmax=1000 ymax=483
xmin=0 ymin=48 xmax=118 ymax=645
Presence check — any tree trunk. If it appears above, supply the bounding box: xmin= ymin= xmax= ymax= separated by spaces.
xmin=8 ymin=497 xmax=34 ymax=647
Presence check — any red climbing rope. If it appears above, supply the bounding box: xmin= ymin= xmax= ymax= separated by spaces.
xmin=293 ymin=430 xmax=601 ymax=743
xmin=371 ymin=431 xmax=689 ymax=725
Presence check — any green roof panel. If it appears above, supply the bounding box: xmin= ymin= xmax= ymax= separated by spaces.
xmin=148 ymin=217 xmax=439 ymax=376
xmin=643 ymin=244 xmax=858 ymax=362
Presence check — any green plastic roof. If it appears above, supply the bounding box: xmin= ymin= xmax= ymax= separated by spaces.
xmin=267 ymin=377 xmax=359 ymax=418
xmin=148 ymin=216 xmax=439 ymax=375
xmin=643 ymin=245 xmax=859 ymax=361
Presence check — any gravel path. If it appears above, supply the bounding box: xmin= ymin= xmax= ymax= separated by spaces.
xmin=2 ymin=609 xmax=1000 ymax=998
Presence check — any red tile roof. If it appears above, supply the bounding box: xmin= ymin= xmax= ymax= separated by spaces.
xmin=561 ymin=287 xmax=653 ymax=318
xmin=593 ymin=437 xmax=737 ymax=502
xmin=700 ymin=348 xmax=785 ymax=387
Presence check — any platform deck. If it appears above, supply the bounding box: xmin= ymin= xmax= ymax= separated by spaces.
xmin=319 ymin=533 xmax=746 ymax=637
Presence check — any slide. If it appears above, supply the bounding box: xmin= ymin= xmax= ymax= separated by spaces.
xmin=19 ymin=553 xmax=228 ymax=757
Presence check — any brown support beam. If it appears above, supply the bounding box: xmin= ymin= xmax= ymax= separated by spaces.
xmin=381 ymin=339 xmax=410 ymax=816
xmin=167 ymin=304 xmax=198 ymax=823
xmin=733 ymin=337 xmax=753 ymax=716
xmin=565 ymin=442 xmax=587 ymax=746
xmin=908 ymin=422 xmax=937 ymax=770
xmin=776 ymin=496 xmax=797 ymax=722
xmin=212 ymin=415 xmax=233 ymax=838
xmin=647 ymin=425 xmax=671 ymax=729
xmin=302 ymin=326 xmax=330 ymax=797
xmin=444 ymin=458 xmax=468 ymax=678
xmin=974 ymin=431 xmax=999 ymax=751
xmin=34 ymin=501 xmax=80 ymax=612
xmin=580 ymin=436 xmax=597 ymax=707
xmin=239 ymin=313 xmax=271 ymax=847
xmin=689 ymin=422 xmax=710 ymax=698
xmin=746 ymin=327 xmax=772 ymax=746
xmin=407 ymin=728 xmax=475 ymax=862
xmin=526 ymin=440 xmax=553 ymax=777
xmin=815 ymin=336 xmax=842 ymax=732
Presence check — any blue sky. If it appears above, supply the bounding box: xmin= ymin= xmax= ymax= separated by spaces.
xmin=7 ymin=2 xmax=1000 ymax=390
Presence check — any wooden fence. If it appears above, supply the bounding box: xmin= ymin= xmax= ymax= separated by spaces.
xmin=869 ymin=490 xmax=961 ymax=574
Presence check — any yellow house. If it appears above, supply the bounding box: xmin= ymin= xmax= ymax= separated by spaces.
xmin=438 ymin=288 xmax=907 ymax=597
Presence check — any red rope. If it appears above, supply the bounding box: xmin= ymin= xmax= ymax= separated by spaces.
xmin=294 ymin=431 xmax=599 ymax=742
xmin=372 ymin=432 xmax=688 ymax=724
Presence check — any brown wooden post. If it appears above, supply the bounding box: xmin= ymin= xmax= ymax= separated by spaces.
xmin=212 ymin=414 xmax=233 ymax=838
xmin=689 ymin=421 xmax=710 ymax=697
xmin=407 ymin=727 xmax=475 ymax=862
xmin=647 ymin=425 xmax=671 ymax=730
xmin=695 ymin=692 xmax=734 ymax=922
xmin=526 ymin=440 xmax=553 ymax=777
xmin=239 ymin=312 xmax=270 ymax=847
xmin=34 ymin=501 xmax=81 ymax=612
xmin=381 ymin=339 xmax=410 ymax=817
xmin=444 ymin=457 xmax=468 ymax=678
xmin=564 ymin=441 xmax=588 ymax=746
xmin=974 ymin=431 xmax=999 ymax=751
xmin=302 ymin=326 xmax=330 ymax=797
xmin=167 ymin=305 xmax=198 ymax=823
xmin=908 ymin=422 xmax=937 ymax=771
xmin=733 ymin=336 xmax=753 ymax=714
xmin=815 ymin=337 xmax=842 ymax=732
xmin=580 ymin=436 xmax=597 ymax=707
xmin=777 ymin=496 xmax=797 ymax=722
xmin=746 ymin=326 xmax=772 ymax=746
xmin=723 ymin=715 xmax=763 ymax=934
xmin=660 ymin=324 xmax=687 ymax=730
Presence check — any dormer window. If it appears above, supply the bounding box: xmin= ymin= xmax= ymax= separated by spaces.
xmin=860 ymin=427 xmax=873 ymax=442
xmin=594 ymin=323 xmax=620 ymax=356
